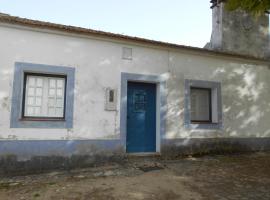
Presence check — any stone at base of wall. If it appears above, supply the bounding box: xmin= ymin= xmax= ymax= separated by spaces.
xmin=1 ymin=138 xmax=270 ymax=175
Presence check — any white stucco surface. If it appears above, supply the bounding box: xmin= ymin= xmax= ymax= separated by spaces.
xmin=0 ymin=24 xmax=270 ymax=140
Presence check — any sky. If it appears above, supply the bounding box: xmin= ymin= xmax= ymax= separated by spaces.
xmin=0 ymin=0 xmax=213 ymax=47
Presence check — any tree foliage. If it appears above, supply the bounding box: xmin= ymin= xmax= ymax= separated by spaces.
xmin=225 ymin=0 xmax=270 ymax=15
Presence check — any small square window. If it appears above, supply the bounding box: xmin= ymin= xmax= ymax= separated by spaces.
xmin=184 ymin=79 xmax=222 ymax=129
xmin=190 ymin=87 xmax=212 ymax=123
xmin=22 ymin=73 xmax=66 ymax=119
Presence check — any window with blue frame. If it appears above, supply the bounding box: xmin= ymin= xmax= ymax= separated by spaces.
xmin=184 ymin=79 xmax=223 ymax=129
xmin=22 ymin=73 xmax=67 ymax=119
xmin=10 ymin=62 xmax=75 ymax=129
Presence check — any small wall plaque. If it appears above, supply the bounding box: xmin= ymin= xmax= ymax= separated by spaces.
xmin=105 ymin=88 xmax=117 ymax=111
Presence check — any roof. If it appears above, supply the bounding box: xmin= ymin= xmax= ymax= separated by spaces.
xmin=0 ymin=13 xmax=269 ymax=63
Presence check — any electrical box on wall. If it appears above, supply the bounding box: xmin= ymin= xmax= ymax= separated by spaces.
xmin=105 ymin=88 xmax=117 ymax=111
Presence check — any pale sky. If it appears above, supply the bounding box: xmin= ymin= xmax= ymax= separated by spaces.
xmin=0 ymin=0 xmax=213 ymax=47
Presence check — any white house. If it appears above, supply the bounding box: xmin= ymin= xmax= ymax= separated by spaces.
xmin=0 ymin=3 xmax=270 ymax=172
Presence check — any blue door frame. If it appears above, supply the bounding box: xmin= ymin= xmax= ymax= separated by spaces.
xmin=126 ymin=82 xmax=156 ymax=153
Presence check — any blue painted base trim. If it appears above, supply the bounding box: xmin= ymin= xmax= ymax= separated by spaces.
xmin=0 ymin=140 xmax=123 ymax=159
xmin=1 ymin=137 xmax=269 ymax=160
xmin=0 ymin=139 xmax=124 ymax=176
xmin=0 ymin=138 xmax=270 ymax=175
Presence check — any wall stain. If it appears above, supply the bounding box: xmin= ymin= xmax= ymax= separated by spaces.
xmin=1 ymin=97 xmax=9 ymax=111
xmin=7 ymin=135 xmax=18 ymax=140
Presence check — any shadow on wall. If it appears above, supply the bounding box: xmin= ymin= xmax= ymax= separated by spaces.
xmin=1 ymin=49 xmax=270 ymax=163
xmin=164 ymin=60 xmax=270 ymax=155
xmin=220 ymin=64 xmax=270 ymax=137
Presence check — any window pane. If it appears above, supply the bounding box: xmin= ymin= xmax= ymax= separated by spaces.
xmin=56 ymin=108 xmax=63 ymax=116
xmin=48 ymin=98 xmax=55 ymax=106
xmin=57 ymin=79 xmax=63 ymax=88
xmin=49 ymin=79 xmax=56 ymax=88
xmin=57 ymin=89 xmax=63 ymax=97
xmin=28 ymin=77 xmax=35 ymax=86
xmin=35 ymin=97 xmax=42 ymax=106
xmin=36 ymin=88 xmax=43 ymax=96
xmin=48 ymin=107 xmax=55 ymax=116
xmin=27 ymin=97 xmax=34 ymax=105
xmin=27 ymin=107 xmax=34 ymax=115
xmin=34 ymin=107 xmax=41 ymax=115
xmin=24 ymin=75 xmax=66 ymax=118
xmin=49 ymin=88 xmax=55 ymax=96
xmin=190 ymin=88 xmax=211 ymax=122
xmin=28 ymin=87 xmax=35 ymax=96
xmin=36 ymin=78 xmax=43 ymax=87
xmin=56 ymin=98 xmax=63 ymax=107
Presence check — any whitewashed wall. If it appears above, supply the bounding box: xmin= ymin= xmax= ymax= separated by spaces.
xmin=0 ymin=24 xmax=269 ymax=140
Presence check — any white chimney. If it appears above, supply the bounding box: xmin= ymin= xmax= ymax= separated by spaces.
xmin=206 ymin=3 xmax=270 ymax=59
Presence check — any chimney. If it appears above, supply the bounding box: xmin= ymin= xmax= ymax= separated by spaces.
xmin=206 ymin=2 xmax=270 ymax=59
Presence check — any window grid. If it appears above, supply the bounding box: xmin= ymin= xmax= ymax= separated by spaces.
xmin=25 ymin=76 xmax=44 ymax=117
xmin=23 ymin=73 xmax=66 ymax=119
xmin=47 ymin=78 xmax=65 ymax=117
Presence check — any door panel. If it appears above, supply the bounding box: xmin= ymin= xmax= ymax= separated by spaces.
xmin=127 ymin=82 xmax=156 ymax=153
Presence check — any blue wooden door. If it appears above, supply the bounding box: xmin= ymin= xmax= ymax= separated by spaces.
xmin=127 ymin=82 xmax=156 ymax=153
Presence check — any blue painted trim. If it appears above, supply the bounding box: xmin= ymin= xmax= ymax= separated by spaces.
xmin=0 ymin=140 xmax=122 ymax=158
xmin=184 ymin=79 xmax=223 ymax=129
xmin=10 ymin=62 xmax=75 ymax=129
xmin=120 ymin=72 xmax=167 ymax=152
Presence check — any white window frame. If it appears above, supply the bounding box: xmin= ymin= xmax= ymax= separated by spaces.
xmin=22 ymin=73 xmax=67 ymax=120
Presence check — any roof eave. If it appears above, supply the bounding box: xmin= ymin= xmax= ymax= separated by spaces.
xmin=0 ymin=13 xmax=269 ymax=64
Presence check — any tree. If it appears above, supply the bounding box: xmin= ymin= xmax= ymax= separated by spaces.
xmin=211 ymin=0 xmax=270 ymax=15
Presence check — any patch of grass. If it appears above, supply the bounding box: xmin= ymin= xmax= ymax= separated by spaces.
xmin=0 ymin=182 xmax=21 ymax=190
xmin=0 ymin=183 xmax=10 ymax=189
xmin=33 ymin=193 xmax=40 ymax=198
xmin=47 ymin=182 xmax=56 ymax=186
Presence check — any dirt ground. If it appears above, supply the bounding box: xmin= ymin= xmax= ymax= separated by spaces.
xmin=1 ymin=152 xmax=270 ymax=200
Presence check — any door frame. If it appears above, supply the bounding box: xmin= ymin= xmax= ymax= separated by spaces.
xmin=120 ymin=72 xmax=167 ymax=153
